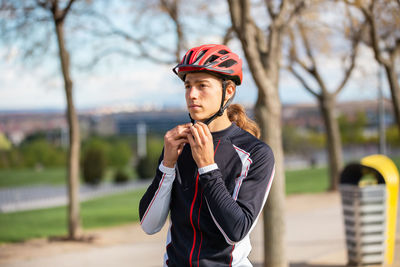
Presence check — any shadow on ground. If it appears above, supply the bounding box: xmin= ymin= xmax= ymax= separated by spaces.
xmin=252 ymin=263 xmax=344 ymax=267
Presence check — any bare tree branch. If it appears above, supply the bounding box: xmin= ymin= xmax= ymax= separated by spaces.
xmin=297 ymin=23 xmax=317 ymax=71
xmin=275 ymin=0 xmax=288 ymax=25
xmin=333 ymin=17 xmax=364 ymax=96
xmin=78 ymin=2 xmax=184 ymax=64
xmin=35 ymin=0 xmax=50 ymax=10
xmin=288 ymin=28 xmax=313 ymax=73
xmin=288 ymin=28 xmax=320 ymax=97
xmin=240 ymin=0 xmax=249 ymax=40
xmin=359 ymin=1 xmax=390 ymax=67
xmin=228 ymin=0 xmax=240 ymax=33
xmin=59 ymin=0 xmax=76 ymax=22
xmin=285 ymin=1 xmax=306 ymax=26
xmin=222 ymin=26 xmax=234 ymax=45
xmin=396 ymin=37 xmax=400 ymax=54
xmin=83 ymin=8 xmax=176 ymax=61
xmin=265 ymin=0 xmax=276 ymax=19
xmin=79 ymin=47 xmax=174 ymax=71
xmin=296 ymin=22 xmax=327 ymax=92
xmin=288 ymin=65 xmax=320 ymax=98
xmin=160 ymin=0 xmax=184 ymax=62
xmin=333 ymin=45 xmax=358 ymax=96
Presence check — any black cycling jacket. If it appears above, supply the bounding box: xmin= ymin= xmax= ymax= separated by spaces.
xmin=139 ymin=123 xmax=275 ymax=267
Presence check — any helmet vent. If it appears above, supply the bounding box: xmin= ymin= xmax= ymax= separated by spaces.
xmin=193 ymin=50 xmax=207 ymax=64
xmin=217 ymin=59 xmax=237 ymax=68
xmin=204 ymin=55 xmax=219 ymax=65
xmin=218 ymin=50 xmax=229 ymax=55
xmin=185 ymin=51 xmax=193 ymax=64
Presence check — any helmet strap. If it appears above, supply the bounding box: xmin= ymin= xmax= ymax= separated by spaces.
xmin=188 ymin=113 xmax=195 ymax=124
xmin=188 ymin=80 xmax=233 ymax=126
xmin=204 ymin=80 xmax=232 ymax=125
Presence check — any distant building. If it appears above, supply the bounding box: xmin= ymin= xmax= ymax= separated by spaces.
xmin=282 ymin=99 xmax=395 ymax=133
xmin=115 ymin=110 xmax=188 ymax=135
xmin=0 ymin=99 xmax=395 ymax=145
xmin=0 ymin=112 xmax=67 ymax=145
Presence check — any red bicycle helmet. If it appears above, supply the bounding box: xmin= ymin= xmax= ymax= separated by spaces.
xmin=173 ymin=44 xmax=243 ymax=125
xmin=173 ymin=44 xmax=243 ymax=85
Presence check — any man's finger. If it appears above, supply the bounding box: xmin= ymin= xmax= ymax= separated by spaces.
xmin=194 ymin=123 xmax=207 ymax=142
xmin=173 ymin=137 xmax=188 ymax=146
xmin=178 ymin=123 xmax=193 ymax=130
xmin=186 ymin=132 xmax=195 ymax=146
xmin=173 ymin=127 xmax=191 ymax=140
xmin=190 ymin=125 xmax=201 ymax=144
xmin=197 ymin=122 xmax=212 ymax=138
xmin=174 ymin=130 xmax=190 ymax=140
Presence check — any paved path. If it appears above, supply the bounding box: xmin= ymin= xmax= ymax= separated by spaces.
xmin=1 ymin=192 xmax=399 ymax=267
xmin=0 ymin=180 xmax=150 ymax=212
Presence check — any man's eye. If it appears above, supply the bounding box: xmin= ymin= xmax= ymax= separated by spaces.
xmin=185 ymin=85 xmax=191 ymax=90
xmin=200 ymin=84 xmax=207 ymax=88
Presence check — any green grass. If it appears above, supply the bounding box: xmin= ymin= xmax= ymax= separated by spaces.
xmin=285 ymin=167 xmax=329 ymax=195
xmin=1 ymin=155 xmax=400 ymax=243
xmin=0 ymin=167 xmax=329 ymax=244
xmin=0 ymin=188 xmax=146 ymax=243
xmin=0 ymin=168 xmax=66 ymax=188
xmin=0 ymin=166 xmax=137 ymax=188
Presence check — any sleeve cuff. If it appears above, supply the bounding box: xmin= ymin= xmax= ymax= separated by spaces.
xmin=198 ymin=163 xmax=218 ymax=175
xmin=159 ymin=161 xmax=176 ymax=175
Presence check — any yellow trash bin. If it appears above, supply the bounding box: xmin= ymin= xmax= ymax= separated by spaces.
xmin=340 ymin=154 xmax=398 ymax=266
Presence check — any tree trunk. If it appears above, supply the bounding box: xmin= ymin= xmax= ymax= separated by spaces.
xmin=256 ymin=91 xmax=286 ymax=267
xmin=227 ymin=1 xmax=288 ymax=265
xmin=319 ymin=94 xmax=343 ymax=191
xmin=384 ymin=63 xmax=400 ymax=135
xmin=258 ymin=30 xmax=287 ymax=267
xmin=54 ymin=18 xmax=82 ymax=239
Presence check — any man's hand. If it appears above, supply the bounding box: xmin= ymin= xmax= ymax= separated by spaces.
xmin=163 ymin=123 xmax=192 ymax=168
xmin=187 ymin=122 xmax=215 ymax=168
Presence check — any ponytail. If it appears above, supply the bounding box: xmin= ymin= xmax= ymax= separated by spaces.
xmin=227 ymin=104 xmax=261 ymax=139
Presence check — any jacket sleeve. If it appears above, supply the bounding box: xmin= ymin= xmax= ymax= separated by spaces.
xmin=139 ymin=152 xmax=175 ymax=235
xmin=199 ymin=144 xmax=275 ymax=244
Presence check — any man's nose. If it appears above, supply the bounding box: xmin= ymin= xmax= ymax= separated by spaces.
xmin=187 ymin=86 xmax=199 ymax=99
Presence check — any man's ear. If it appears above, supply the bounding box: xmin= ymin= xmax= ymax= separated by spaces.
xmin=225 ymin=82 xmax=236 ymax=101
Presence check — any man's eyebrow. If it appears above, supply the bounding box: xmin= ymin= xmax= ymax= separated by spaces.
xmin=184 ymin=79 xmax=211 ymax=84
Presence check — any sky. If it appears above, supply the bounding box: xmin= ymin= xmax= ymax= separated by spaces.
xmin=0 ymin=1 xmax=392 ymax=113
xmin=0 ymin=44 xmax=388 ymax=112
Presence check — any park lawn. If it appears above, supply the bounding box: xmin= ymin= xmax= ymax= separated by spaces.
xmin=285 ymin=167 xmax=329 ymax=194
xmin=0 ymin=167 xmax=329 ymax=244
xmin=1 ymin=155 xmax=399 ymax=189
xmin=1 ymin=155 xmax=400 ymax=243
xmin=0 ymin=188 xmax=146 ymax=243
xmin=0 ymin=168 xmax=66 ymax=188
xmin=0 ymin=166 xmax=137 ymax=188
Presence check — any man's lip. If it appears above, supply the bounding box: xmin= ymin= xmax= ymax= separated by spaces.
xmin=189 ymin=104 xmax=201 ymax=108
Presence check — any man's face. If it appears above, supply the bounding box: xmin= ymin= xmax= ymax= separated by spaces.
xmin=184 ymin=72 xmax=223 ymax=122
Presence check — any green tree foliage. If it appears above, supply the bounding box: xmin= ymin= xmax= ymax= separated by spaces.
xmin=283 ymin=125 xmax=325 ymax=155
xmin=136 ymin=136 xmax=164 ymax=180
xmin=0 ymin=149 xmax=25 ymax=169
xmin=338 ymin=112 xmax=367 ymax=144
xmin=20 ymin=139 xmax=66 ymax=168
xmin=0 ymin=133 xmax=11 ymax=151
xmin=108 ymin=142 xmax=132 ymax=169
xmin=113 ymin=169 xmax=130 ymax=184
xmin=386 ymin=126 xmax=400 ymax=147
xmin=82 ymin=143 xmax=107 ymax=186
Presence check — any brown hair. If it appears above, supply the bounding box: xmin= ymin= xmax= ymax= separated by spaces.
xmin=227 ymin=104 xmax=260 ymax=139
xmin=222 ymin=80 xmax=260 ymax=138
